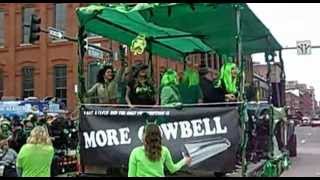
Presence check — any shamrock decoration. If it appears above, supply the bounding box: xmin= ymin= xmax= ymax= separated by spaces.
xmin=130 ymin=34 xmax=147 ymax=55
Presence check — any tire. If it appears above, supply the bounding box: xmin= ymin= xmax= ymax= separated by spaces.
xmin=288 ymin=134 xmax=297 ymax=157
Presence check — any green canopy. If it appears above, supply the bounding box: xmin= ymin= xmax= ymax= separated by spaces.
xmin=136 ymin=3 xmax=282 ymax=56
xmin=76 ymin=5 xmax=211 ymax=61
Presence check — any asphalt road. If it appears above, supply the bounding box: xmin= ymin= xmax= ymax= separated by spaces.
xmin=281 ymin=126 xmax=320 ymax=177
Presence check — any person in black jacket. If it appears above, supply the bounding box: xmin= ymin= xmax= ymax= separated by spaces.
xmin=199 ymin=67 xmax=225 ymax=103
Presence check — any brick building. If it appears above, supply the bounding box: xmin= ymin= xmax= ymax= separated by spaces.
xmin=1 ymin=3 xmax=244 ymax=112
xmin=285 ymin=81 xmax=317 ymax=117
xmin=285 ymin=89 xmax=301 ymax=118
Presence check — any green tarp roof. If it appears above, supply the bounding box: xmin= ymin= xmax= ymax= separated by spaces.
xmin=136 ymin=3 xmax=282 ymax=56
xmin=76 ymin=3 xmax=282 ymax=61
xmin=76 ymin=5 xmax=211 ymax=61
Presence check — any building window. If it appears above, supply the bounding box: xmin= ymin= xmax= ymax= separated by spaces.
xmin=53 ymin=3 xmax=66 ymax=31
xmin=0 ymin=70 xmax=3 ymax=99
xmin=21 ymin=7 xmax=34 ymax=44
xmin=22 ymin=66 xmax=34 ymax=98
xmin=0 ymin=10 xmax=4 ymax=47
xmin=87 ymin=62 xmax=100 ymax=89
xmin=54 ymin=65 xmax=67 ymax=107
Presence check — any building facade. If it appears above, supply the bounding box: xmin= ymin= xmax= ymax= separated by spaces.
xmin=1 ymin=3 xmax=242 ymax=112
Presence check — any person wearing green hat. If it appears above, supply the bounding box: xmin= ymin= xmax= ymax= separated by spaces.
xmin=160 ymin=69 xmax=182 ymax=107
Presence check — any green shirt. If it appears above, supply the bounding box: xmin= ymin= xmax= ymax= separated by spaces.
xmin=16 ymin=144 xmax=54 ymax=177
xmin=160 ymin=85 xmax=181 ymax=106
xmin=128 ymin=146 xmax=186 ymax=177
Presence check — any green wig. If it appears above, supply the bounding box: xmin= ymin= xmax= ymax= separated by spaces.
xmin=215 ymin=62 xmax=238 ymax=94
xmin=182 ymin=67 xmax=199 ymax=87
xmin=161 ymin=69 xmax=178 ymax=87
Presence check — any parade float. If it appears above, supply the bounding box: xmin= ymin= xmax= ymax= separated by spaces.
xmin=74 ymin=3 xmax=297 ymax=177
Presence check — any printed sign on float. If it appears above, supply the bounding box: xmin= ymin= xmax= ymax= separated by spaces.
xmin=79 ymin=105 xmax=241 ymax=172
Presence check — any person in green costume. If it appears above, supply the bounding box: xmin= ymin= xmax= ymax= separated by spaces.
xmin=128 ymin=123 xmax=191 ymax=177
xmin=215 ymin=62 xmax=238 ymax=102
xmin=178 ymin=59 xmax=203 ymax=105
xmin=160 ymin=69 xmax=182 ymax=107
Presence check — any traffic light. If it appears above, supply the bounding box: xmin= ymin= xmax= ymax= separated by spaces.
xmin=78 ymin=32 xmax=88 ymax=56
xmin=29 ymin=14 xmax=41 ymax=44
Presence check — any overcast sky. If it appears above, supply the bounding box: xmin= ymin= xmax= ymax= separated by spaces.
xmin=248 ymin=3 xmax=320 ymax=101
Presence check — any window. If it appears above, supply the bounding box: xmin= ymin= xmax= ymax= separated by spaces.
xmin=0 ymin=10 xmax=4 ymax=46
xmin=53 ymin=3 xmax=66 ymax=31
xmin=54 ymin=65 xmax=67 ymax=107
xmin=21 ymin=7 xmax=34 ymax=44
xmin=213 ymin=54 xmax=218 ymax=70
xmin=208 ymin=54 xmax=213 ymax=68
xmin=0 ymin=70 xmax=3 ymax=99
xmin=218 ymin=54 xmax=223 ymax=69
xmin=87 ymin=62 xmax=100 ymax=89
xmin=22 ymin=66 xmax=34 ymax=98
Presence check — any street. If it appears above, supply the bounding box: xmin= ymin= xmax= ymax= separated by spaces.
xmin=281 ymin=126 xmax=320 ymax=177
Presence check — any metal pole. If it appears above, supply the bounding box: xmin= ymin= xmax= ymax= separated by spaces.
xmin=282 ymin=45 xmax=320 ymax=50
xmin=24 ymin=24 xmax=114 ymax=55
xmin=235 ymin=4 xmax=248 ymax=177
xmin=279 ymin=50 xmax=286 ymax=107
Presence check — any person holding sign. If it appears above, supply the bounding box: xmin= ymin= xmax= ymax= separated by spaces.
xmin=128 ymin=123 xmax=192 ymax=177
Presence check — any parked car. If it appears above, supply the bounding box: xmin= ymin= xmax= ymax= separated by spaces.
xmin=311 ymin=118 xmax=320 ymax=127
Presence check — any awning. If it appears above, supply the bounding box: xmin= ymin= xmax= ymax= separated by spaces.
xmin=135 ymin=3 xmax=282 ymax=56
xmin=76 ymin=5 xmax=211 ymax=62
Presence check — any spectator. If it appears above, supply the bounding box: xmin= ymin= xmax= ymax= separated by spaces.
xmin=125 ymin=63 xmax=156 ymax=107
xmin=214 ymin=62 xmax=239 ymax=102
xmin=160 ymin=69 xmax=182 ymax=106
xmin=16 ymin=126 xmax=54 ymax=177
xmin=0 ymin=133 xmax=18 ymax=177
xmin=128 ymin=123 xmax=191 ymax=177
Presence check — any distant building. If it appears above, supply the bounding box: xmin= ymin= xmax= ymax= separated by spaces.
xmin=1 ymin=3 xmax=246 ymax=111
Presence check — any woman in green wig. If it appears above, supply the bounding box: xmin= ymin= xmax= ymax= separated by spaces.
xmin=178 ymin=59 xmax=203 ymax=104
xmin=160 ymin=69 xmax=182 ymax=107
xmin=215 ymin=62 xmax=238 ymax=102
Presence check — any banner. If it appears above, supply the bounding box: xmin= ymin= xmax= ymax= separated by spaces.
xmin=79 ymin=105 xmax=240 ymax=172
